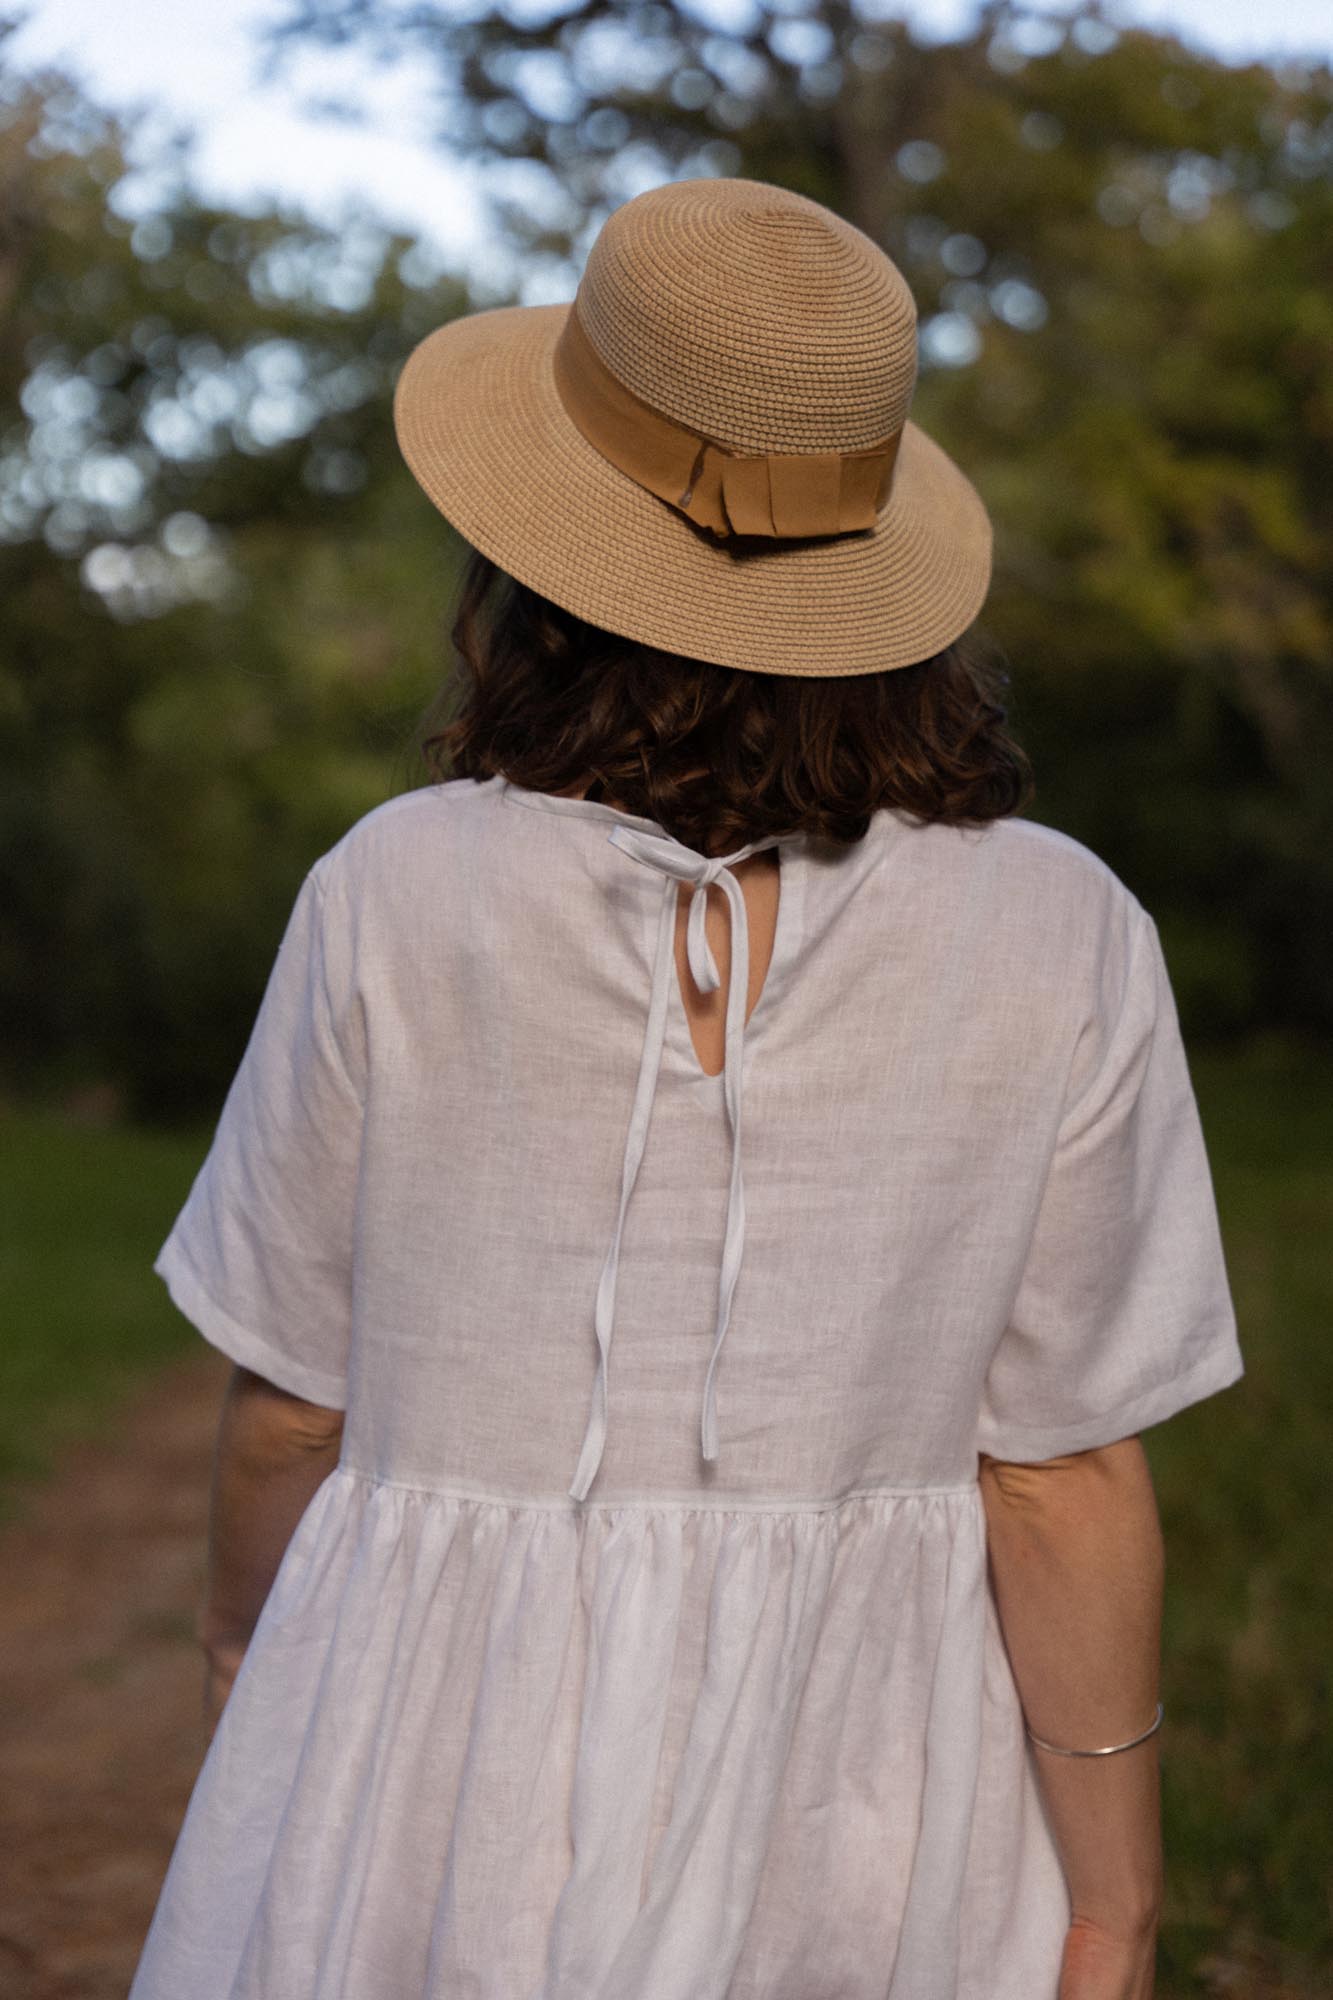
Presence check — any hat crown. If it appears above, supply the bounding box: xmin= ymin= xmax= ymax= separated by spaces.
xmin=574 ymin=179 xmax=919 ymax=457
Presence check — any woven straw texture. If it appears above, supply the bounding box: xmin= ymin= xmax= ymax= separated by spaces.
xmin=393 ymin=177 xmax=993 ymax=676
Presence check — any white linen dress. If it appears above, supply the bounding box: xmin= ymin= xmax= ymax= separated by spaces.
xmin=128 ymin=771 xmax=1244 ymax=2000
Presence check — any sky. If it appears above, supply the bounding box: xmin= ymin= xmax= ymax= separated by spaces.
xmin=7 ymin=0 xmax=1330 ymax=294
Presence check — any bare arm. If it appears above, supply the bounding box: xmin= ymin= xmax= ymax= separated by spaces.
xmin=196 ymin=1364 xmax=345 ymax=1745
xmin=979 ymin=1435 xmax=1165 ymax=1993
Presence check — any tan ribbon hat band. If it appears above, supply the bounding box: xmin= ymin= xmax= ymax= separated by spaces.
xmin=552 ymin=305 xmax=903 ymax=541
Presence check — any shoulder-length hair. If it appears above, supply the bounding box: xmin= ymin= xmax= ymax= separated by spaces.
xmin=420 ymin=546 xmax=1034 ymax=857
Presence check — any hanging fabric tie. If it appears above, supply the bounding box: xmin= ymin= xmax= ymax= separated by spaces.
xmin=567 ymin=821 xmax=785 ymax=1502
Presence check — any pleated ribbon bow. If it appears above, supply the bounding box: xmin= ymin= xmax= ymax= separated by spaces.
xmin=553 ymin=307 xmax=903 ymax=541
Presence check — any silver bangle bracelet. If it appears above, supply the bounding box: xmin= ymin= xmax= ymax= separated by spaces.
xmin=1024 ymin=1701 xmax=1164 ymax=1758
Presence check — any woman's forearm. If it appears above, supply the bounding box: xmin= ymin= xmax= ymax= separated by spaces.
xmin=978 ymin=1435 xmax=1166 ymax=1935
xmin=196 ymin=1365 xmax=344 ymax=1674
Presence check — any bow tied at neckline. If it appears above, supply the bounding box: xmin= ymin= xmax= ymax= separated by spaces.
xmin=609 ymin=826 xmax=761 ymax=995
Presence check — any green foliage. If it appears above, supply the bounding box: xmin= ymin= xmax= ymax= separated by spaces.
xmin=0 ymin=5 xmax=1330 ymax=1120
xmin=1146 ymin=1035 xmax=1333 ymax=1992
xmin=0 ymin=1103 xmax=213 ymax=1517
xmin=0 ymin=38 xmax=473 ymax=1116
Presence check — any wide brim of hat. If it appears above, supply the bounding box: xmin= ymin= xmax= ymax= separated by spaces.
xmin=392 ymin=302 xmax=993 ymax=676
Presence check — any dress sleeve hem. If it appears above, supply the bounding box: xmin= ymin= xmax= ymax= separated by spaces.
xmin=974 ymin=1329 xmax=1244 ymax=1464
xmin=152 ymin=1233 xmax=349 ymax=1412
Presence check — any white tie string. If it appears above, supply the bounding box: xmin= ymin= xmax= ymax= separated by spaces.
xmin=567 ymin=822 xmax=781 ymax=1501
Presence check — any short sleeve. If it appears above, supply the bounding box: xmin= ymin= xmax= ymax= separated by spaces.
xmin=975 ymin=898 xmax=1244 ymax=1462
xmin=152 ymin=859 xmax=363 ymax=1408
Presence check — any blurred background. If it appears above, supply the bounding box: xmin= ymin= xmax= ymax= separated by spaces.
xmin=0 ymin=0 xmax=1329 ymax=1992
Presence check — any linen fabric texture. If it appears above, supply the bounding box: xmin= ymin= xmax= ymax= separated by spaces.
xmin=129 ymin=773 xmax=1243 ymax=2000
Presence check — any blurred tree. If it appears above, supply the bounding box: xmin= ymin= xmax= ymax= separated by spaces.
xmin=0 ymin=29 xmax=472 ymax=1116
xmin=261 ymin=0 xmax=1333 ymax=1035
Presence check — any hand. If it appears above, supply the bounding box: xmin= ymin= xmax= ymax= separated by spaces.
xmin=1057 ymin=1913 xmax=1158 ymax=2000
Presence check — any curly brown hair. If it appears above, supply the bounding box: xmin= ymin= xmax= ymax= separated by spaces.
xmin=420 ymin=547 xmax=1035 ymax=857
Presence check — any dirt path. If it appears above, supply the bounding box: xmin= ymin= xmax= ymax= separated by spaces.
xmin=0 ymin=1349 xmax=230 ymax=2000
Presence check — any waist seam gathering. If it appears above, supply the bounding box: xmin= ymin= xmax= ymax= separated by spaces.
xmin=330 ymin=1465 xmax=981 ymax=1515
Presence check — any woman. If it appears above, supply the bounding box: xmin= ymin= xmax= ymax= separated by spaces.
xmin=128 ymin=178 xmax=1244 ymax=2000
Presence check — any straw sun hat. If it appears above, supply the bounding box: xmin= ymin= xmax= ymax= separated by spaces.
xmin=392 ymin=176 xmax=992 ymax=677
